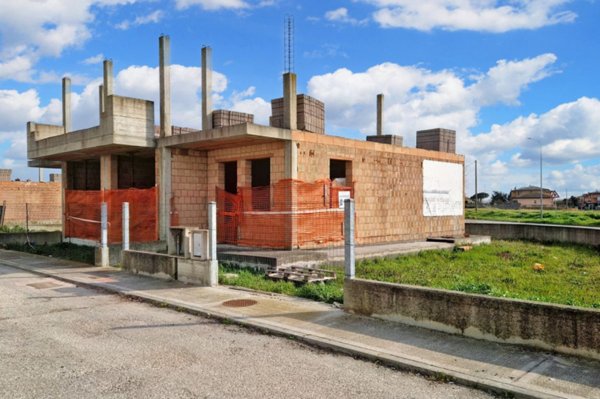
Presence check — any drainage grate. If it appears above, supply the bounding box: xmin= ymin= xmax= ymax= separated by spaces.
xmin=222 ymin=299 xmax=257 ymax=308
xmin=27 ymin=282 xmax=61 ymax=290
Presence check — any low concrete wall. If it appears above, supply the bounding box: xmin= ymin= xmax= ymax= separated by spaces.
xmin=0 ymin=231 xmax=62 ymax=246
xmin=466 ymin=220 xmax=600 ymax=246
xmin=344 ymin=278 xmax=600 ymax=360
xmin=122 ymin=250 xmax=217 ymax=286
xmin=122 ymin=250 xmax=177 ymax=280
xmin=178 ymin=259 xmax=217 ymax=286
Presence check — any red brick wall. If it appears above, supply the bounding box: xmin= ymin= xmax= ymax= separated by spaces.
xmin=171 ymin=149 xmax=208 ymax=228
xmin=293 ymin=132 xmax=465 ymax=245
xmin=0 ymin=182 xmax=62 ymax=227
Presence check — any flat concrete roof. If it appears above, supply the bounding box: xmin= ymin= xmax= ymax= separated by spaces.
xmin=158 ymin=123 xmax=291 ymax=150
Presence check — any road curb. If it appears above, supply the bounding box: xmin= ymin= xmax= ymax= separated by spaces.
xmin=0 ymin=258 xmax=567 ymax=399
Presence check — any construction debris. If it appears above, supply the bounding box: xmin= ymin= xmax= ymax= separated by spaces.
xmin=266 ymin=266 xmax=336 ymax=284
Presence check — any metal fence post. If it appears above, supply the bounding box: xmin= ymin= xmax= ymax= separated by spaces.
xmin=208 ymin=201 xmax=218 ymax=286
xmin=122 ymin=202 xmax=129 ymax=251
xmin=344 ymin=198 xmax=355 ymax=279
xmin=97 ymin=202 xmax=109 ymax=267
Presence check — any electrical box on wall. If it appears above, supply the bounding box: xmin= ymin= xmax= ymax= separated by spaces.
xmin=190 ymin=229 xmax=209 ymax=260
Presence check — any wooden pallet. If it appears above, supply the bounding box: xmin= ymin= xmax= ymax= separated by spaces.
xmin=266 ymin=265 xmax=336 ymax=284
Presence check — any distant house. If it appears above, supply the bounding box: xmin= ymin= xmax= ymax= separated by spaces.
xmin=580 ymin=191 xmax=600 ymax=209
xmin=508 ymin=186 xmax=559 ymax=208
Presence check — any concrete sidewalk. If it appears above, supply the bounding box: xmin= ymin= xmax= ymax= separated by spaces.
xmin=1 ymin=249 xmax=598 ymax=399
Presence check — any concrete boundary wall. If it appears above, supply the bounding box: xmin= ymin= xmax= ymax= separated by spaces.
xmin=466 ymin=220 xmax=600 ymax=246
xmin=0 ymin=231 xmax=62 ymax=246
xmin=122 ymin=249 xmax=216 ymax=286
xmin=344 ymin=278 xmax=600 ymax=360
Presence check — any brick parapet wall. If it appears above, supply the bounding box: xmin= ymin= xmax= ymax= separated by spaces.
xmin=0 ymin=182 xmax=62 ymax=226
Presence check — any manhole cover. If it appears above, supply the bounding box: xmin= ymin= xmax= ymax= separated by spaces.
xmin=27 ymin=282 xmax=61 ymax=290
xmin=222 ymin=299 xmax=257 ymax=308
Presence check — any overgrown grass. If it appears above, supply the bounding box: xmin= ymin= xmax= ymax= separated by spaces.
xmin=466 ymin=208 xmax=600 ymax=227
xmin=3 ymin=242 xmax=95 ymax=265
xmin=358 ymin=240 xmax=600 ymax=308
xmin=0 ymin=225 xmax=26 ymax=233
xmin=219 ymin=240 xmax=600 ymax=309
xmin=219 ymin=262 xmax=344 ymax=304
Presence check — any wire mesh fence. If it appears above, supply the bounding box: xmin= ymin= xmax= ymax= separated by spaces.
xmin=217 ymin=178 xmax=353 ymax=284
xmin=65 ymin=187 xmax=158 ymax=243
xmin=0 ymin=201 xmax=61 ymax=231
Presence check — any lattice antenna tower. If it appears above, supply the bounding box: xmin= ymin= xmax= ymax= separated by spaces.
xmin=284 ymin=15 xmax=294 ymax=73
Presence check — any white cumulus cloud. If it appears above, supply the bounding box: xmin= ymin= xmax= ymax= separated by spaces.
xmin=364 ymin=0 xmax=576 ymax=32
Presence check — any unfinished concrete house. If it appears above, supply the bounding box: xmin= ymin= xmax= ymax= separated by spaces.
xmin=27 ymin=36 xmax=464 ymax=252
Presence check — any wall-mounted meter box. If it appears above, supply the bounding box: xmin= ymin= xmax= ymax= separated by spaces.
xmin=190 ymin=229 xmax=209 ymax=260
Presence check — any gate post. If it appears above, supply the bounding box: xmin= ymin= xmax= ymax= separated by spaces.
xmin=344 ymin=198 xmax=355 ymax=279
xmin=96 ymin=202 xmax=109 ymax=267
xmin=208 ymin=201 xmax=218 ymax=286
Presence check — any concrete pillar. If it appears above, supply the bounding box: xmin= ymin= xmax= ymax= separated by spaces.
xmin=100 ymin=154 xmax=117 ymax=190
xmin=159 ymin=35 xmax=172 ymax=137
xmin=376 ymin=93 xmax=384 ymax=136
xmin=62 ymin=77 xmax=72 ymax=133
xmin=122 ymin=202 xmax=129 ymax=251
xmin=60 ymin=161 xmax=67 ymax=241
xmin=38 ymin=168 xmax=44 ymax=182
xmin=99 ymin=85 xmax=105 ymax=114
xmin=103 ymin=60 xmax=114 ymax=100
xmin=344 ymin=199 xmax=355 ymax=279
xmin=208 ymin=201 xmax=218 ymax=286
xmin=157 ymin=147 xmax=172 ymax=241
xmin=202 ymin=46 xmax=213 ymax=130
xmin=283 ymin=72 xmax=297 ymax=130
xmin=284 ymin=141 xmax=298 ymax=248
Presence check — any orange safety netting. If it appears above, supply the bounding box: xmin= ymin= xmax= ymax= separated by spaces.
xmin=65 ymin=187 xmax=158 ymax=243
xmin=217 ymin=179 xmax=353 ymax=249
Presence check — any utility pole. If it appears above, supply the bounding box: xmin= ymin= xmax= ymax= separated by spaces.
xmin=475 ymin=160 xmax=479 ymax=212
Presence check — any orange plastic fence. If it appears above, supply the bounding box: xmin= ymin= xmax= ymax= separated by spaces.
xmin=65 ymin=187 xmax=158 ymax=243
xmin=217 ymin=179 xmax=353 ymax=249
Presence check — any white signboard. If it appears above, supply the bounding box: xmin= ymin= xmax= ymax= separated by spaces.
xmin=423 ymin=160 xmax=463 ymax=217
xmin=338 ymin=191 xmax=351 ymax=208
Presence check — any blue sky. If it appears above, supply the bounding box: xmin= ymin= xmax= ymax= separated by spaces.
xmin=1 ymin=0 xmax=599 ymax=198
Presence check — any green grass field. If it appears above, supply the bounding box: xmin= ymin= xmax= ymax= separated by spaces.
xmin=466 ymin=208 xmax=600 ymax=227
xmin=220 ymin=240 xmax=600 ymax=309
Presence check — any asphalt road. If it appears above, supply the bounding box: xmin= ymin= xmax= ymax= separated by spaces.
xmin=0 ymin=264 xmax=494 ymax=399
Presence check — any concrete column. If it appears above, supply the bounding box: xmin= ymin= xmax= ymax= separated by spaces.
xmin=100 ymin=154 xmax=117 ymax=190
xmin=99 ymin=85 xmax=105 ymax=114
xmin=38 ymin=168 xmax=44 ymax=182
xmin=201 ymin=46 xmax=213 ymax=130
xmin=122 ymin=202 xmax=129 ymax=251
xmin=344 ymin=198 xmax=355 ymax=279
xmin=157 ymin=147 xmax=172 ymax=241
xmin=284 ymin=141 xmax=298 ymax=248
xmin=376 ymin=93 xmax=384 ymax=136
xmin=62 ymin=77 xmax=72 ymax=133
xmin=207 ymin=201 xmax=218 ymax=286
xmin=159 ymin=35 xmax=172 ymax=137
xmin=283 ymin=72 xmax=297 ymax=130
xmin=103 ymin=60 xmax=114 ymax=100
xmin=60 ymin=161 xmax=67 ymax=241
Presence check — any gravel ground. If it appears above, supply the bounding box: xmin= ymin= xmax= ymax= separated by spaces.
xmin=0 ymin=264 xmax=494 ymax=399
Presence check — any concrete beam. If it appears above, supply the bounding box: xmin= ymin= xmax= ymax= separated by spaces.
xmin=283 ymin=73 xmax=297 ymax=130
xmin=376 ymin=93 xmax=384 ymax=136
xmin=202 ymin=46 xmax=213 ymax=130
xmin=103 ymin=60 xmax=114 ymax=99
xmin=159 ymin=35 xmax=172 ymax=137
xmin=62 ymin=77 xmax=72 ymax=133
